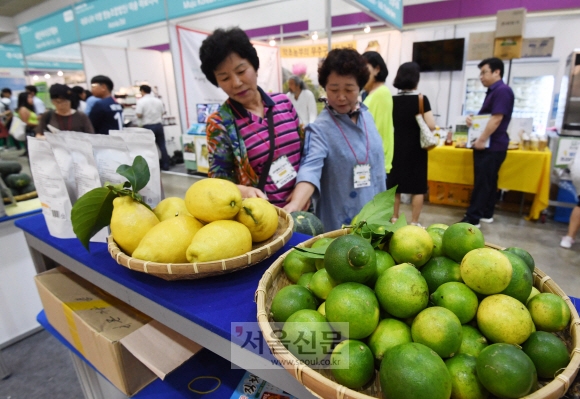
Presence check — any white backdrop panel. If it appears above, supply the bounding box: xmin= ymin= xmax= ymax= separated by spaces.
xmin=126 ymin=48 xmax=170 ymax=109
xmin=82 ymin=44 xmax=131 ymax=90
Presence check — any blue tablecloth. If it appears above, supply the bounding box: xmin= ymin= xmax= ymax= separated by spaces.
xmin=0 ymin=208 xmax=41 ymax=224
xmin=37 ymin=311 xmax=245 ymax=398
xmin=16 ymin=214 xmax=309 ymax=341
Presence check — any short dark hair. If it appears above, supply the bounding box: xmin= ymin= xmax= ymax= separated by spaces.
xmin=199 ymin=27 xmax=259 ymax=87
xmin=318 ymin=48 xmax=369 ymax=90
xmin=478 ymin=57 xmax=504 ymax=78
xmin=1 ymin=88 xmax=11 ymax=95
xmin=288 ymin=75 xmax=306 ymax=90
xmin=25 ymin=85 xmax=37 ymax=94
xmin=84 ymin=89 xmax=92 ymax=99
xmin=17 ymin=92 xmax=35 ymax=112
xmin=91 ymin=75 xmax=114 ymax=92
xmin=71 ymin=86 xmax=84 ymax=95
xmin=393 ymin=62 xmax=421 ymax=90
xmin=140 ymin=85 xmax=152 ymax=94
xmin=362 ymin=51 xmax=388 ymax=82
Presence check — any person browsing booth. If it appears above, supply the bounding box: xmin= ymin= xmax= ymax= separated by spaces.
xmin=88 ymin=75 xmax=124 ymax=135
xmin=136 ymin=85 xmax=170 ymax=171
xmin=461 ymin=57 xmax=514 ymax=227
xmin=199 ymin=27 xmax=303 ymax=207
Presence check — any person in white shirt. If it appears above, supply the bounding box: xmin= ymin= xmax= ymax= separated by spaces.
xmin=286 ymin=75 xmax=318 ymax=126
xmin=25 ymin=85 xmax=46 ymax=115
xmin=136 ymin=85 xmax=170 ymax=171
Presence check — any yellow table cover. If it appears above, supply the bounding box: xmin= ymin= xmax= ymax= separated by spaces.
xmin=428 ymin=146 xmax=551 ymax=220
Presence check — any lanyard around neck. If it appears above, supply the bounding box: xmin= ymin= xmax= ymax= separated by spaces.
xmin=327 ymin=107 xmax=369 ymax=165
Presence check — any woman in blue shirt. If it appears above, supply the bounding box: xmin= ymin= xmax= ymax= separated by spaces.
xmin=284 ymin=49 xmax=386 ymax=231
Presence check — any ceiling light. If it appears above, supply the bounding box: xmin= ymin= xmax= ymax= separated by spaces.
xmin=311 ymin=31 xmax=318 ymax=41
xmin=33 ymin=75 xmax=39 ymax=80
xmin=57 ymin=71 xmax=63 ymax=76
xmin=269 ymin=39 xmax=276 ymax=47
xmin=364 ymin=25 xmax=371 ymax=33
xmin=44 ymin=74 xmax=51 ymax=79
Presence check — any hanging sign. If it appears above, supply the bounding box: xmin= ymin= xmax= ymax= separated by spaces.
xmin=18 ymin=8 xmax=77 ymax=56
xmin=0 ymin=44 xmax=24 ymax=68
xmin=167 ymin=0 xmax=254 ymax=19
xmin=348 ymin=0 xmax=403 ymax=30
xmin=27 ymin=60 xmax=84 ymax=70
xmin=280 ymin=41 xmax=357 ymax=58
xmin=74 ymin=0 xmax=165 ymax=41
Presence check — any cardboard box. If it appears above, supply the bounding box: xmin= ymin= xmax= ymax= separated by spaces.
xmin=522 ymin=37 xmax=555 ymax=58
xmin=495 ymin=8 xmax=526 ymax=38
xmin=428 ymin=181 xmax=473 ymax=207
xmin=35 ymin=267 xmax=202 ymax=396
xmin=467 ymin=31 xmax=495 ymax=61
xmin=494 ymin=37 xmax=523 ymax=60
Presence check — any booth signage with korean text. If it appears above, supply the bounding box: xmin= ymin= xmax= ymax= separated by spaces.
xmin=167 ymin=0 xmax=254 ymax=19
xmin=18 ymin=8 xmax=77 ymax=56
xmin=348 ymin=0 xmax=403 ymax=30
xmin=0 ymin=44 xmax=24 ymax=68
xmin=74 ymin=0 xmax=165 ymax=41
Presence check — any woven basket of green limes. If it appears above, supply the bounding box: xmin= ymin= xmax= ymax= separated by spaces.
xmin=256 ymin=215 xmax=580 ymax=399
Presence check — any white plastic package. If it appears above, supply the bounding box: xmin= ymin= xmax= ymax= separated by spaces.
xmin=85 ymin=134 xmax=132 ymax=186
xmin=27 ymin=137 xmax=75 ymax=239
xmin=44 ymin=132 xmax=77 ymax=204
xmin=110 ymin=129 xmax=162 ymax=208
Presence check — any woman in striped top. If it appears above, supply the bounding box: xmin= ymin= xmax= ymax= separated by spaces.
xmin=200 ymin=27 xmax=304 ymax=208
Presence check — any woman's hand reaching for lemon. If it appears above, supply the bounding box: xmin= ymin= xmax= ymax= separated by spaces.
xmin=237 ymin=184 xmax=268 ymax=200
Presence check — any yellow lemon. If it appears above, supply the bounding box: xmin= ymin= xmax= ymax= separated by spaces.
xmin=235 ymin=198 xmax=279 ymax=242
xmin=153 ymin=197 xmax=191 ymax=221
xmin=132 ymin=215 xmax=204 ymax=263
xmin=186 ymin=220 xmax=252 ymax=263
xmin=184 ymin=179 xmax=242 ymax=223
xmin=110 ymin=196 xmax=159 ymax=256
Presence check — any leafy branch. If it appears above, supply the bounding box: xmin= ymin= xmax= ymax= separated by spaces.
xmin=71 ymin=156 xmax=151 ymax=251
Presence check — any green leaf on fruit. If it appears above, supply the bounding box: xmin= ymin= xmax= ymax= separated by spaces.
xmin=292 ymin=246 xmax=326 ymax=259
xmin=71 ymin=187 xmax=117 ymax=251
xmin=116 ymin=156 xmax=150 ymax=192
xmin=353 ymin=186 xmax=397 ymax=226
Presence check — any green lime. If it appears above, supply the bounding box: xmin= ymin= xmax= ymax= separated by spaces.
xmin=325 ymin=235 xmax=376 ymax=284
xmin=411 ymin=306 xmax=463 ymax=358
xmin=527 ymin=293 xmax=571 ymax=332
xmin=445 ymin=353 xmax=490 ymax=399
xmin=368 ymin=249 xmax=396 ymax=286
xmin=428 ymin=227 xmax=445 ymax=258
xmin=367 ymin=318 xmax=412 ymax=367
xmin=442 ymin=223 xmax=485 ymax=263
xmin=527 ymin=287 xmax=540 ymax=304
xmin=460 ymin=248 xmax=512 ymax=295
xmin=504 ymin=246 xmax=535 ymax=274
xmin=500 ymin=250 xmax=533 ymax=303
xmin=309 ymin=268 xmax=337 ymax=300
xmin=388 ymin=225 xmax=434 ymax=268
xmin=522 ymin=331 xmax=570 ymax=379
xmin=283 ymin=249 xmax=317 ymax=283
xmin=375 ymin=263 xmax=429 ymax=318
xmin=317 ymin=302 xmax=325 ymax=316
xmin=270 ymin=285 xmax=318 ymax=322
xmin=477 ymin=294 xmax=534 ymax=344
xmin=427 ymin=223 xmax=449 ymax=232
xmin=282 ymin=309 xmax=333 ymax=366
xmin=380 ymin=342 xmax=452 ymax=399
xmin=325 ymin=282 xmax=380 ymax=339
xmin=458 ymin=325 xmax=489 ymax=358
xmin=476 ymin=343 xmax=537 ymax=398
xmin=330 ymin=340 xmax=375 ymax=389
xmin=431 ymin=282 xmax=479 ymax=324
xmin=421 ymin=256 xmax=462 ymax=294
xmin=296 ymin=272 xmax=314 ymax=290
xmin=312 ymin=237 xmax=334 ymax=270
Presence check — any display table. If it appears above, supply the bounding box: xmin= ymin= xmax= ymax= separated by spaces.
xmin=428 ymin=146 xmax=551 ymax=220
xmin=15 ymin=214 xmax=316 ymax=399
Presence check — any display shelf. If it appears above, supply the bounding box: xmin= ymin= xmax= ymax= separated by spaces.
xmin=15 ymin=214 xmax=316 ymax=399
xmin=37 ymin=310 xmax=245 ymax=398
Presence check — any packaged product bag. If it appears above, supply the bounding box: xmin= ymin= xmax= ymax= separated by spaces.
xmin=44 ymin=132 xmax=77 ymax=204
xmin=27 ymin=137 xmax=75 ymax=238
xmin=63 ymin=133 xmax=108 ymax=242
xmin=85 ymin=134 xmax=132 ymax=186
xmin=110 ymin=130 xmax=162 ymax=208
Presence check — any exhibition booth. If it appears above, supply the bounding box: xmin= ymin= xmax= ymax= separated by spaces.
xmin=2 ymin=0 xmax=580 ymax=398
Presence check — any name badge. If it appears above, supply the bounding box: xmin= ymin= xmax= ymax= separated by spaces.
xmin=269 ymin=155 xmax=297 ymax=189
xmin=353 ymin=164 xmax=371 ymax=188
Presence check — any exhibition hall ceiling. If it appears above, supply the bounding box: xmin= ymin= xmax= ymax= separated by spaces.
xmin=0 ymin=0 xmax=46 ymax=17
